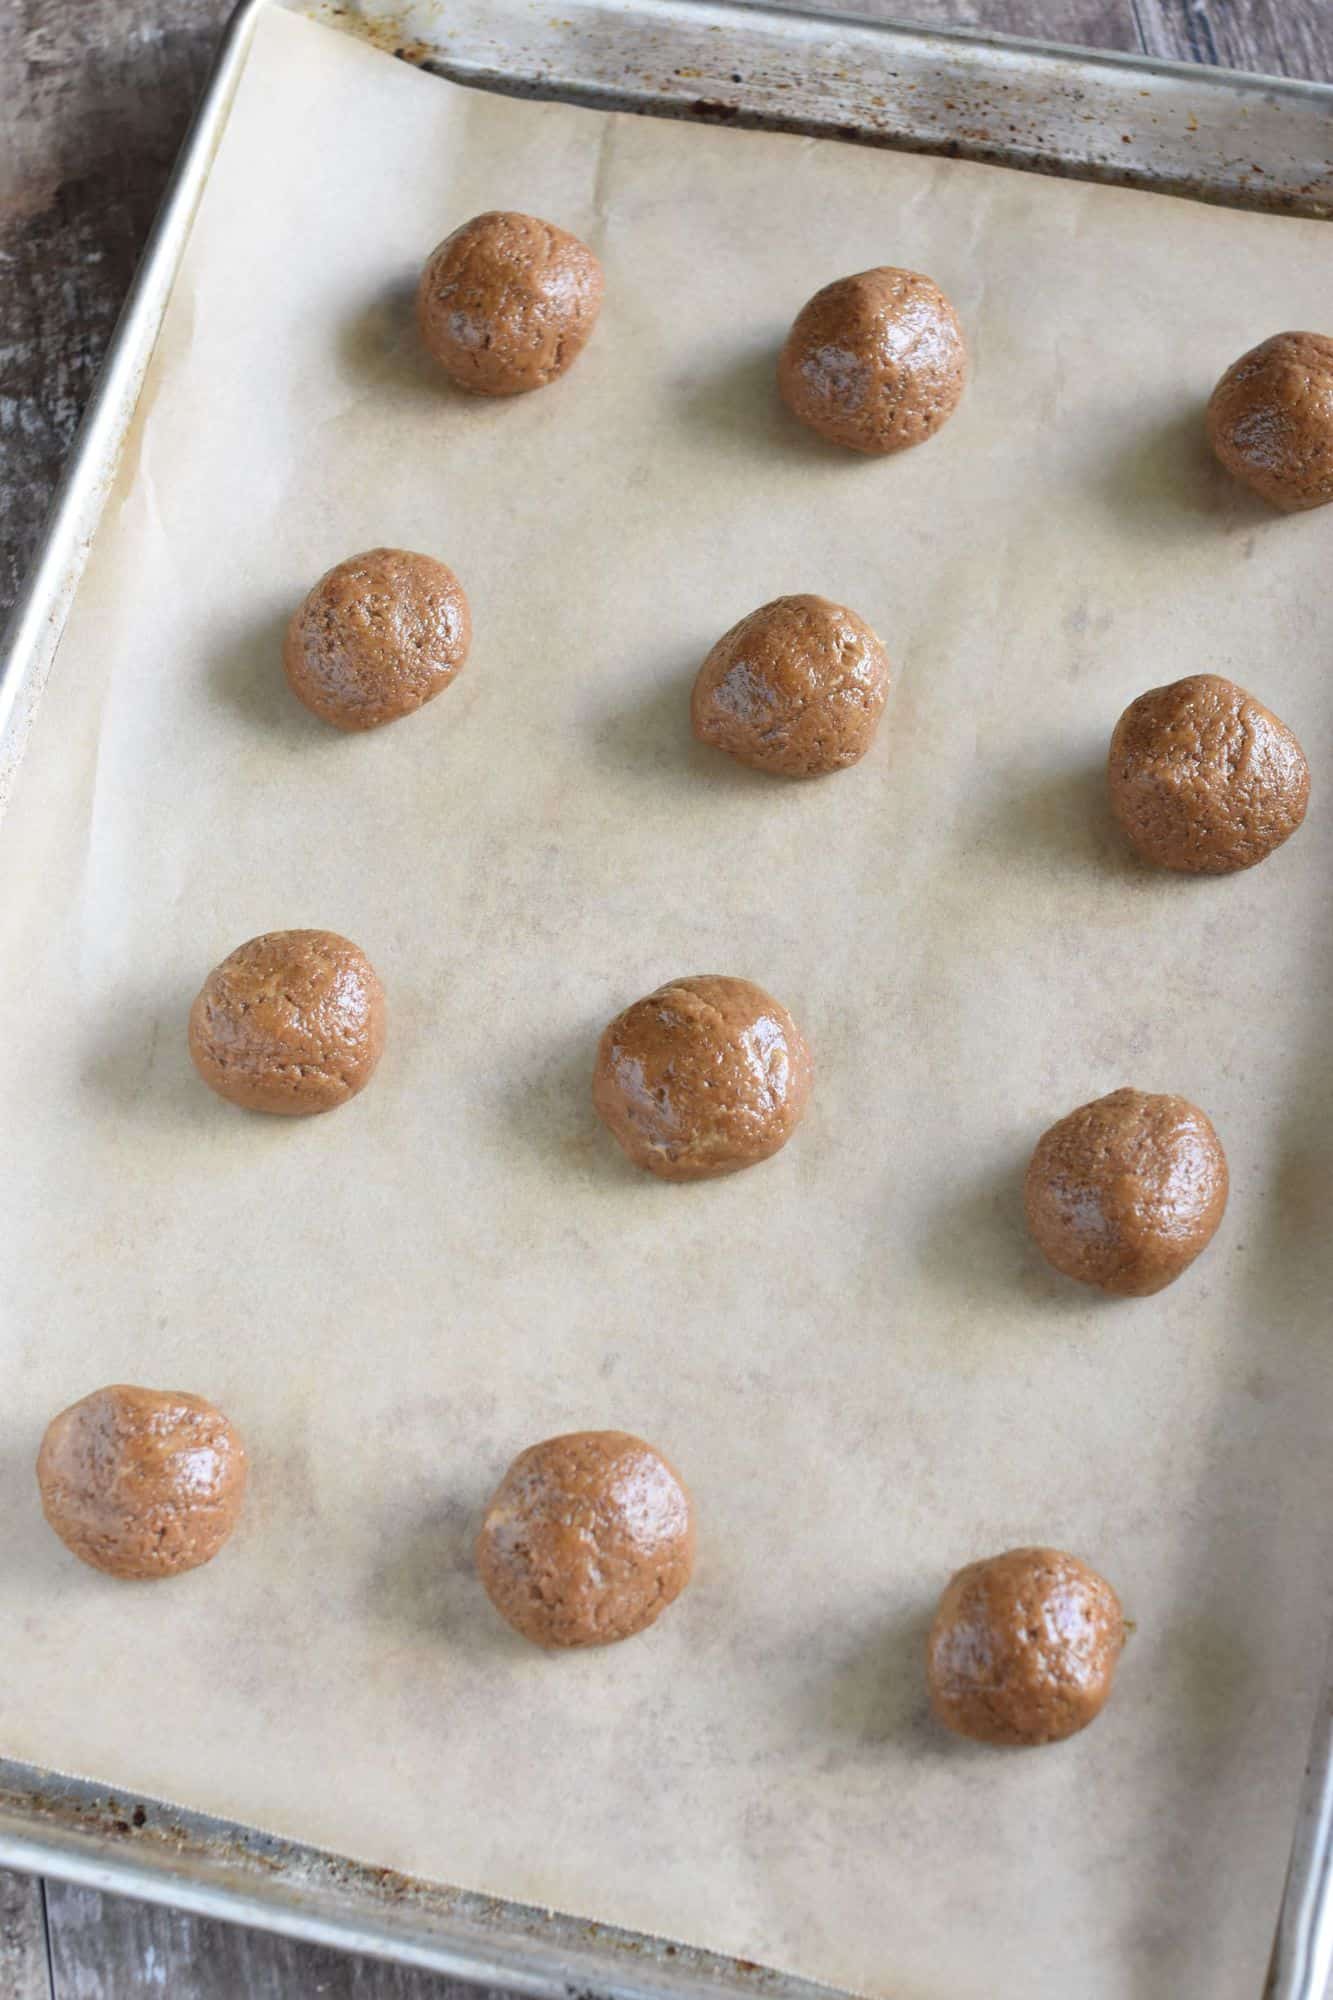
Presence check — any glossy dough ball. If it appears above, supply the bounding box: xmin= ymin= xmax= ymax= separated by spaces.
xmin=1206 ymin=331 xmax=1333 ymax=511
xmin=283 ymin=548 xmax=471 ymax=732
xmin=1108 ymin=674 xmax=1309 ymax=874
xmin=927 ymin=1547 xmax=1124 ymax=1747
xmin=476 ymin=1431 xmax=695 ymax=1648
xmin=1025 ymin=1087 xmax=1227 ymax=1296
xmin=778 ymin=267 xmax=966 ymax=455
xmin=38 ymin=1385 xmax=247 ymax=1580
xmin=188 ymin=929 xmax=385 ymax=1116
xmin=593 ymin=975 xmax=813 ymax=1181
xmin=416 ymin=210 xmax=603 ymax=396
xmin=691 ymin=594 xmax=890 ymax=777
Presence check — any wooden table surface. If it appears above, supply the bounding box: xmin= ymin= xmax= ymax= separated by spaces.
xmin=3 ymin=0 xmax=1331 ymax=1992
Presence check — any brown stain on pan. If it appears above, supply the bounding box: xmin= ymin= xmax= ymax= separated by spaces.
xmin=308 ymin=4 xmax=432 ymax=64
xmin=295 ymin=2 xmax=1333 ymax=218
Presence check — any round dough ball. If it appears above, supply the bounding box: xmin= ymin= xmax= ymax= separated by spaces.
xmin=592 ymin=975 xmax=813 ymax=1181
xmin=37 ymin=1385 xmax=247 ymax=1580
xmin=1108 ymin=673 xmax=1309 ymax=875
xmin=1206 ymin=331 xmax=1333 ymax=511
xmin=416 ymin=210 xmax=603 ymax=396
xmin=283 ymin=548 xmax=471 ymax=732
xmin=1025 ymin=1087 xmax=1227 ymax=1296
xmin=927 ymin=1547 xmax=1124 ymax=1747
xmin=188 ymin=929 xmax=385 ymax=1117
xmin=691 ymin=594 xmax=890 ymax=777
xmin=777 ymin=267 xmax=966 ymax=455
xmin=476 ymin=1431 xmax=695 ymax=1648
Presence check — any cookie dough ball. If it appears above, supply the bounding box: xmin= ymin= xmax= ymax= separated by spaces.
xmin=927 ymin=1547 xmax=1124 ymax=1747
xmin=593 ymin=975 xmax=812 ymax=1181
xmin=691 ymin=595 xmax=890 ymax=777
xmin=1206 ymin=332 xmax=1333 ymax=511
xmin=38 ymin=1385 xmax=247 ymax=1580
xmin=778 ymin=267 xmax=966 ymax=455
xmin=189 ymin=929 xmax=385 ymax=1116
xmin=416 ymin=210 xmax=603 ymax=396
xmin=1025 ymin=1087 xmax=1227 ymax=1296
xmin=283 ymin=548 xmax=470 ymax=732
xmin=1109 ymin=674 xmax=1309 ymax=874
xmin=476 ymin=1431 xmax=695 ymax=1648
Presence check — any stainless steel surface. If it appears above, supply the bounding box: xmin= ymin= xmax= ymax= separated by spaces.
xmin=0 ymin=1759 xmax=840 ymax=2000
xmin=2 ymin=0 xmax=1332 ymax=1989
xmin=0 ymin=0 xmax=267 ymax=816
xmin=1266 ymin=1625 xmax=1333 ymax=2000
xmin=311 ymin=0 xmax=1333 ymax=215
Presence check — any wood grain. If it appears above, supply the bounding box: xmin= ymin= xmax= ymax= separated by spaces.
xmin=0 ymin=1871 xmax=50 ymax=2000
xmin=3 ymin=0 xmax=1332 ymax=1993
xmin=1132 ymin=0 xmax=1333 ymax=78
xmin=44 ymin=1881 xmax=494 ymax=1999
xmin=0 ymin=0 xmax=227 ymax=612
xmin=768 ymin=0 xmax=1142 ymax=48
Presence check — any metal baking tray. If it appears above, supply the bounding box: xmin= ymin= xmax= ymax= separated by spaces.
xmin=3 ymin=1 xmax=1332 ymax=1992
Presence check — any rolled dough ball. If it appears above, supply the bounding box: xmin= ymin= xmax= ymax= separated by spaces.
xmin=188 ymin=929 xmax=385 ymax=1116
xmin=476 ymin=1431 xmax=695 ymax=1648
xmin=777 ymin=267 xmax=966 ymax=455
xmin=1025 ymin=1087 xmax=1228 ymax=1296
xmin=1206 ymin=331 xmax=1333 ymax=511
xmin=283 ymin=548 xmax=471 ymax=732
xmin=593 ymin=974 xmax=813 ymax=1181
xmin=37 ymin=1385 xmax=247 ymax=1580
xmin=416 ymin=210 xmax=603 ymax=396
xmin=1108 ymin=673 xmax=1309 ymax=874
xmin=691 ymin=594 xmax=890 ymax=777
xmin=927 ymin=1547 xmax=1124 ymax=1747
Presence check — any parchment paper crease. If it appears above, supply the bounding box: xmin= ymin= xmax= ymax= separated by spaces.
xmin=4 ymin=10 xmax=1333 ymax=1996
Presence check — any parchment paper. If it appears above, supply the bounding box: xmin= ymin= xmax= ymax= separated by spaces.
xmin=5 ymin=9 xmax=1333 ymax=1995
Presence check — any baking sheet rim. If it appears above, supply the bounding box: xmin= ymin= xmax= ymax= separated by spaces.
xmin=3 ymin=3 xmax=1332 ymax=1993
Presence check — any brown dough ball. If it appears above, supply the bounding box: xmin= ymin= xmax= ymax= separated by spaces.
xmin=1108 ymin=673 xmax=1309 ymax=875
xmin=1025 ymin=1087 xmax=1228 ymax=1296
xmin=37 ymin=1385 xmax=247 ymax=1580
xmin=592 ymin=975 xmax=812 ymax=1182
xmin=476 ymin=1431 xmax=695 ymax=1648
xmin=691 ymin=595 xmax=890 ymax=777
xmin=188 ymin=929 xmax=385 ymax=1116
xmin=283 ymin=548 xmax=471 ymax=732
xmin=777 ymin=267 xmax=966 ymax=455
xmin=927 ymin=1547 xmax=1124 ymax=1747
xmin=1206 ymin=332 xmax=1333 ymax=511
xmin=416 ymin=210 xmax=603 ymax=396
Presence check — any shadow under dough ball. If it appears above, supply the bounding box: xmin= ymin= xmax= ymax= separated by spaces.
xmin=416 ymin=209 xmax=603 ymax=396
xmin=1206 ymin=331 xmax=1333 ymax=511
xmin=691 ymin=594 xmax=890 ymax=777
xmin=188 ymin=929 xmax=385 ymax=1116
xmin=476 ymin=1431 xmax=695 ymax=1648
xmin=593 ymin=974 xmax=812 ymax=1181
xmin=1025 ymin=1087 xmax=1228 ymax=1296
xmin=283 ymin=548 xmax=471 ymax=732
xmin=926 ymin=1547 xmax=1124 ymax=1747
xmin=1108 ymin=673 xmax=1309 ymax=874
xmin=37 ymin=1385 xmax=247 ymax=1580
xmin=777 ymin=267 xmax=966 ymax=455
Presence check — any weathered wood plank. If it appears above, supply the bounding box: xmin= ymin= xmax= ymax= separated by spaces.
xmin=45 ymin=1879 xmax=508 ymax=2000
xmin=877 ymin=0 xmax=1333 ymax=76
xmin=768 ymin=0 xmax=1143 ymax=53
xmin=0 ymin=1868 xmax=52 ymax=2000
xmin=1132 ymin=0 xmax=1333 ymax=80
xmin=0 ymin=0 xmax=228 ymax=614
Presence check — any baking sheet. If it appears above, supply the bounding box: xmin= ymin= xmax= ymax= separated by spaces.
xmin=4 ymin=8 xmax=1333 ymax=1996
